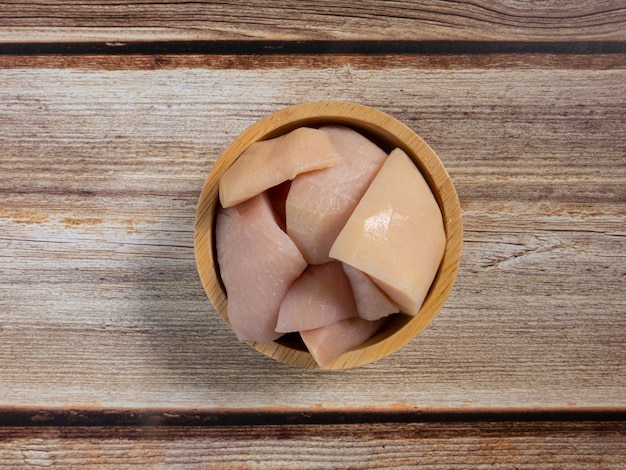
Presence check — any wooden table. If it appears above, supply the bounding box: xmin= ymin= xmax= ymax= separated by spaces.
xmin=1 ymin=2 xmax=625 ymax=467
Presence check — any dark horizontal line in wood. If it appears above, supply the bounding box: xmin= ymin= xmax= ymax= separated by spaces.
xmin=1 ymin=40 xmax=625 ymax=56
xmin=1 ymin=407 xmax=624 ymax=427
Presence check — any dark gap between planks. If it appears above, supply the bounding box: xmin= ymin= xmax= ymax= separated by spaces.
xmin=0 ymin=408 xmax=625 ymax=427
xmin=1 ymin=40 xmax=625 ymax=56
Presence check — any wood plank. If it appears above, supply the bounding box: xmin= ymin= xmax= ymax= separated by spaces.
xmin=1 ymin=421 xmax=625 ymax=468
xmin=1 ymin=53 xmax=625 ymax=71
xmin=0 ymin=54 xmax=625 ymax=411
xmin=0 ymin=1 xmax=625 ymax=43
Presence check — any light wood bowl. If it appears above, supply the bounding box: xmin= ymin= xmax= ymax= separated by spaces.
xmin=194 ymin=101 xmax=462 ymax=370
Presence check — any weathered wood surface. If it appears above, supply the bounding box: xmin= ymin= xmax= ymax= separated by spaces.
xmin=1 ymin=54 xmax=624 ymax=413
xmin=0 ymin=1 xmax=625 ymax=43
xmin=1 ymin=421 xmax=625 ymax=469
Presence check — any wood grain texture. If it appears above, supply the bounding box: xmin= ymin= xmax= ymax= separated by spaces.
xmin=0 ymin=1 xmax=625 ymax=43
xmin=1 ymin=422 xmax=625 ymax=469
xmin=1 ymin=54 xmax=625 ymax=411
xmin=2 ymin=53 xmax=625 ymax=72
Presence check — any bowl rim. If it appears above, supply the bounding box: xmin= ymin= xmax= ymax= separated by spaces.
xmin=194 ymin=100 xmax=463 ymax=370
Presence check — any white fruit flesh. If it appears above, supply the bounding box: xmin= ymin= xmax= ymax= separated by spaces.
xmin=216 ymin=192 xmax=307 ymax=342
xmin=219 ymin=127 xmax=340 ymax=208
xmin=329 ymin=148 xmax=445 ymax=315
xmin=285 ymin=126 xmax=387 ymax=264
xmin=342 ymin=263 xmax=399 ymax=321
xmin=276 ymin=261 xmax=358 ymax=333
xmin=300 ymin=317 xmax=387 ymax=368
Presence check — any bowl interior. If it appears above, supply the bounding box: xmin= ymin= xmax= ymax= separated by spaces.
xmin=194 ymin=101 xmax=463 ymax=369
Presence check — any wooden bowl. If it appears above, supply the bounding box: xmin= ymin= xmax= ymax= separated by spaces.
xmin=194 ymin=101 xmax=462 ymax=369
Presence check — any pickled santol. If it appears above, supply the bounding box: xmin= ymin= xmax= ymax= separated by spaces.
xmin=215 ymin=127 xmax=445 ymax=367
xmin=330 ymin=148 xmax=446 ymax=316
xmin=215 ymin=192 xmax=307 ymax=342
xmin=219 ymin=127 xmax=340 ymax=208
xmin=286 ymin=126 xmax=388 ymax=265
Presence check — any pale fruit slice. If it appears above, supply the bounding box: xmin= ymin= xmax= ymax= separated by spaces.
xmin=329 ymin=148 xmax=445 ymax=315
xmin=275 ymin=261 xmax=358 ymax=333
xmin=216 ymin=192 xmax=307 ymax=342
xmin=285 ymin=126 xmax=388 ymax=264
xmin=300 ymin=317 xmax=387 ymax=368
xmin=219 ymin=127 xmax=340 ymax=208
xmin=342 ymin=264 xmax=399 ymax=321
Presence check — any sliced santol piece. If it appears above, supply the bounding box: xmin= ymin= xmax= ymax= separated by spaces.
xmin=286 ymin=126 xmax=388 ymax=264
xmin=342 ymin=264 xmax=400 ymax=321
xmin=216 ymin=192 xmax=307 ymax=342
xmin=219 ymin=127 xmax=341 ymax=208
xmin=329 ymin=148 xmax=446 ymax=316
xmin=300 ymin=317 xmax=387 ymax=368
xmin=276 ymin=261 xmax=358 ymax=333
